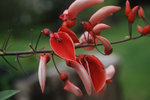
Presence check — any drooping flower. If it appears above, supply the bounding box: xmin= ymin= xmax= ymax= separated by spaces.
xmin=58 ymin=25 xmax=79 ymax=43
xmin=60 ymin=0 xmax=104 ymax=28
xmin=50 ymin=32 xmax=76 ymax=61
xmin=67 ymin=0 xmax=104 ymax=20
xmin=60 ymin=73 xmax=83 ymax=98
xmin=96 ymin=36 xmax=113 ymax=55
xmin=66 ymin=60 xmax=92 ymax=96
xmin=38 ymin=54 xmax=50 ymax=93
xmin=89 ymin=6 xmax=121 ymax=26
xmin=77 ymin=54 xmax=106 ymax=93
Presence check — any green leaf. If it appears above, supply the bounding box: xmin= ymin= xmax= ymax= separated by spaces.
xmin=0 ymin=90 xmax=20 ymax=100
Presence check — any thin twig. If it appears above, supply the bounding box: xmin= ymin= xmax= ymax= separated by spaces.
xmin=2 ymin=30 xmax=12 ymax=51
xmin=35 ymin=32 xmax=42 ymax=51
xmin=142 ymin=17 xmax=150 ymax=25
xmin=1 ymin=56 xmax=18 ymax=70
xmin=0 ymin=34 xmax=144 ymax=56
xmin=51 ymin=54 xmax=60 ymax=74
xmin=16 ymin=56 xmax=27 ymax=75
xmin=30 ymin=29 xmax=33 ymax=47
xmin=94 ymin=36 xmax=105 ymax=55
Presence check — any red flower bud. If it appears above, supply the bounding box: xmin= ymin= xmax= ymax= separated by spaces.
xmin=137 ymin=25 xmax=143 ymax=33
xmin=128 ymin=6 xmax=139 ymax=23
xmin=138 ymin=6 xmax=145 ymax=19
xmin=141 ymin=25 xmax=150 ymax=35
xmin=42 ymin=28 xmax=51 ymax=36
xmin=125 ymin=0 xmax=131 ymax=16
xmin=82 ymin=22 xmax=93 ymax=31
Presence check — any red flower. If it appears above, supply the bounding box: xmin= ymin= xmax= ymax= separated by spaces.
xmin=128 ymin=6 xmax=139 ymax=23
xmin=77 ymin=55 xmax=106 ymax=93
xmin=60 ymin=73 xmax=83 ymax=98
xmin=98 ymin=65 xmax=115 ymax=97
xmin=96 ymin=36 xmax=113 ymax=55
xmin=137 ymin=25 xmax=150 ymax=35
xmin=66 ymin=60 xmax=92 ymax=95
xmin=58 ymin=25 xmax=79 ymax=43
xmin=89 ymin=6 xmax=121 ymax=26
xmin=38 ymin=54 xmax=50 ymax=93
xmin=50 ymin=32 xmax=76 ymax=61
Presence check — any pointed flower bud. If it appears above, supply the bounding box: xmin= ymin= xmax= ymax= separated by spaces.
xmin=137 ymin=25 xmax=143 ymax=33
xmin=125 ymin=0 xmax=131 ymax=16
xmin=89 ymin=6 xmax=121 ymax=26
xmin=59 ymin=73 xmax=83 ymax=98
xmin=138 ymin=6 xmax=145 ymax=19
xmin=92 ymin=23 xmax=111 ymax=35
xmin=38 ymin=54 xmax=50 ymax=93
xmin=68 ymin=0 xmax=104 ymax=20
xmin=128 ymin=6 xmax=139 ymax=23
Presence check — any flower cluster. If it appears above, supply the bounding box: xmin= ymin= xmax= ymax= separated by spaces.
xmin=37 ymin=0 xmax=150 ymax=98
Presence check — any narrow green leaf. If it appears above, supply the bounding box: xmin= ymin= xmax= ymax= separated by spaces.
xmin=0 ymin=90 xmax=20 ymax=100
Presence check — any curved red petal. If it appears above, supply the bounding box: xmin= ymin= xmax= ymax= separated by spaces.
xmin=66 ymin=60 xmax=92 ymax=96
xmin=68 ymin=0 xmax=104 ymax=20
xmin=92 ymin=23 xmax=111 ymax=35
xmin=96 ymin=36 xmax=113 ymax=55
xmin=64 ymin=80 xmax=83 ymax=98
xmin=58 ymin=26 xmax=79 ymax=43
xmin=98 ymin=84 xmax=107 ymax=98
xmin=106 ymin=65 xmax=115 ymax=80
xmin=89 ymin=6 xmax=121 ymax=26
xmin=85 ymin=55 xmax=106 ymax=93
xmin=50 ymin=32 xmax=76 ymax=61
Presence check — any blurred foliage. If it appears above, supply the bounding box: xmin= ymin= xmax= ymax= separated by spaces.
xmin=0 ymin=90 xmax=20 ymax=100
xmin=0 ymin=0 xmax=150 ymax=100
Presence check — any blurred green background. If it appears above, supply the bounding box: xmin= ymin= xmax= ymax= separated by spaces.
xmin=0 ymin=0 xmax=150 ymax=100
